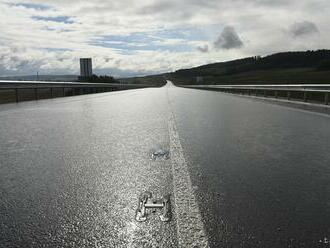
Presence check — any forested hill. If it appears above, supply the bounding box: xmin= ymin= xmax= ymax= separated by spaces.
xmin=168 ymin=50 xmax=330 ymax=85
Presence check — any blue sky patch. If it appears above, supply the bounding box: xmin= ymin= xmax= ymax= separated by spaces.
xmin=91 ymin=30 xmax=198 ymax=53
xmin=12 ymin=2 xmax=52 ymax=10
xmin=41 ymin=48 xmax=72 ymax=52
xmin=153 ymin=27 xmax=209 ymax=40
xmin=33 ymin=16 xmax=74 ymax=24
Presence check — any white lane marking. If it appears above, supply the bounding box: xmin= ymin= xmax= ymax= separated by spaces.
xmin=168 ymin=114 xmax=209 ymax=248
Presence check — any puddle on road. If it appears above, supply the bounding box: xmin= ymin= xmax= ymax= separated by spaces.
xmin=150 ymin=148 xmax=170 ymax=161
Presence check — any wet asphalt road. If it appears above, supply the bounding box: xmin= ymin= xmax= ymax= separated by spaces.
xmin=0 ymin=87 xmax=178 ymax=247
xmin=1 ymin=83 xmax=330 ymax=247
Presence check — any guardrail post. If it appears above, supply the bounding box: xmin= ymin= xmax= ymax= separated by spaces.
xmin=34 ymin=88 xmax=38 ymax=100
xmin=72 ymin=88 xmax=75 ymax=96
xmin=275 ymin=91 xmax=278 ymax=98
xmin=325 ymin=93 xmax=329 ymax=105
xmin=63 ymin=87 xmax=65 ymax=96
xmin=15 ymin=88 xmax=19 ymax=103
xmin=303 ymin=91 xmax=307 ymax=102
xmin=264 ymin=90 xmax=267 ymax=97
xmin=287 ymin=91 xmax=291 ymax=100
xmin=50 ymin=88 xmax=53 ymax=98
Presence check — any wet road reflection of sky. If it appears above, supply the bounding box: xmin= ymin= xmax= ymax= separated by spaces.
xmin=1 ymin=86 xmax=330 ymax=247
xmin=168 ymin=87 xmax=330 ymax=247
xmin=0 ymin=89 xmax=177 ymax=247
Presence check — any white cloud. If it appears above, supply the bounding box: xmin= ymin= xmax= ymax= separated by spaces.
xmin=0 ymin=0 xmax=330 ymax=77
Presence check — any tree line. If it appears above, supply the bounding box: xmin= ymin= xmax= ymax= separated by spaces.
xmin=173 ymin=50 xmax=330 ymax=78
xmin=78 ymin=75 xmax=119 ymax=83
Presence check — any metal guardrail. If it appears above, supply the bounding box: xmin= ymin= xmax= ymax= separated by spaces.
xmin=0 ymin=80 xmax=152 ymax=88
xmin=182 ymin=84 xmax=330 ymax=105
xmin=0 ymin=80 xmax=154 ymax=103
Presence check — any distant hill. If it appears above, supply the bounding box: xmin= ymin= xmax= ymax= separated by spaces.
xmin=120 ymin=74 xmax=167 ymax=86
xmin=168 ymin=50 xmax=330 ymax=85
xmin=3 ymin=50 xmax=330 ymax=86
xmin=0 ymin=75 xmax=78 ymax=82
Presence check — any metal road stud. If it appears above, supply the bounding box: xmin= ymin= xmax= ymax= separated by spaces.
xmin=159 ymin=194 xmax=171 ymax=222
xmin=135 ymin=191 xmax=152 ymax=222
xmin=151 ymin=149 xmax=170 ymax=160
xmin=135 ymin=191 xmax=171 ymax=222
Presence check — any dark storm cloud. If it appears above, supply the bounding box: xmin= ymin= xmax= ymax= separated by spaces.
xmin=290 ymin=21 xmax=319 ymax=37
xmin=214 ymin=26 xmax=244 ymax=50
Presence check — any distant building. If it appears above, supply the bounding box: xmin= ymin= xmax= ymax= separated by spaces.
xmin=80 ymin=58 xmax=93 ymax=79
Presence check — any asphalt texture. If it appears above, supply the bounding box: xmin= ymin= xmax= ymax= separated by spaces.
xmin=1 ymin=82 xmax=330 ymax=247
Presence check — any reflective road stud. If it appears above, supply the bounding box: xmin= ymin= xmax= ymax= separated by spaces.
xmin=135 ymin=191 xmax=171 ymax=222
xmin=159 ymin=194 xmax=171 ymax=222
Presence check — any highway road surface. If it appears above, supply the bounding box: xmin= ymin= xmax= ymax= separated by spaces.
xmin=1 ymin=81 xmax=330 ymax=247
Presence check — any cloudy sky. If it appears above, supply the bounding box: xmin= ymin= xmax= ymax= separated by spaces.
xmin=0 ymin=0 xmax=329 ymax=77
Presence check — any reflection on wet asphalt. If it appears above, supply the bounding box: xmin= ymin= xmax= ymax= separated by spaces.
xmin=0 ymin=89 xmax=177 ymax=247
xmin=168 ymin=87 xmax=330 ymax=248
xmin=1 ymin=84 xmax=330 ymax=247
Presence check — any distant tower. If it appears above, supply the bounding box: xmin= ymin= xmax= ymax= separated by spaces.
xmin=80 ymin=58 xmax=93 ymax=79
